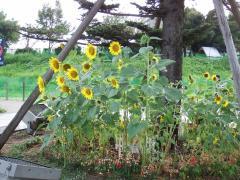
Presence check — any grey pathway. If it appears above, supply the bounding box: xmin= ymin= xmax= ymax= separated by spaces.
xmin=0 ymin=100 xmax=27 ymax=134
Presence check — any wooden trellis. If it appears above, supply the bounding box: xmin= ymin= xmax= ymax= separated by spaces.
xmin=0 ymin=0 xmax=240 ymax=151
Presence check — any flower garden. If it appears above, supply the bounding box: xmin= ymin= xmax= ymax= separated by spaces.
xmin=32 ymin=36 xmax=240 ymax=178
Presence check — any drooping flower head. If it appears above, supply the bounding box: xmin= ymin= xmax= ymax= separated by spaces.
xmin=81 ymin=87 xmax=93 ymax=100
xmin=109 ymin=41 xmax=121 ymax=56
xmin=37 ymin=76 xmax=45 ymax=93
xmin=86 ymin=43 xmax=97 ymax=60
xmin=151 ymin=74 xmax=158 ymax=81
xmin=56 ymin=76 xmax=65 ymax=87
xmin=60 ymin=85 xmax=71 ymax=94
xmin=67 ymin=67 xmax=79 ymax=81
xmin=49 ymin=57 xmax=60 ymax=73
xmin=117 ymin=59 xmax=124 ymax=70
xmin=62 ymin=63 xmax=71 ymax=72
xmin=212 ymin=75 xmax=217 ymax=81
xmin=82 ymin=62 xmax=92 ymax=73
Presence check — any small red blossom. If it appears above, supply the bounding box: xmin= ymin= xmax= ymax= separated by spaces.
xmin=189 ymin=156 xmax=198 ymax=166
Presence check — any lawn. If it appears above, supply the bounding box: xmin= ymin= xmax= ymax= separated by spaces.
xmin=0 ymin=53 xmax=233 ymax=99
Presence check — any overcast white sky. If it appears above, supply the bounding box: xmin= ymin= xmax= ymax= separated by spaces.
xmin=0 ymin=0 xmax=215 ymax=49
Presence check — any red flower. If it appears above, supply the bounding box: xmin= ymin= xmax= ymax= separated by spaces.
xmin=189 ymin=156 xmax=198 ymax=166
xmin=115 ymin=160 xmax=123 ymax=169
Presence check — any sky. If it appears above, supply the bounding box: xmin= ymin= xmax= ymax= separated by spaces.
xmin=0 ymin=0 xmax=215 ymax=50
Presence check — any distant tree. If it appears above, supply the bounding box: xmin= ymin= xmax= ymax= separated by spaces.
xmin=22 ymin=0 xmax=69 ymax=49
xmin=0 ymin=11 xmax=19 ymax=46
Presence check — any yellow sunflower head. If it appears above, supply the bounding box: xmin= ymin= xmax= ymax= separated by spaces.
xmin=56 ymin=76 xmax=65 ymax=87
xmin=109 ymin=41 xmax=121 ymax=56
xmin=160 ymin=115 xmax=164 ymax=123
xmin=49 ymin=57 xmax=60 ymax=73
xmin=85 ymin=43 xmax=97 ymax=60
xmin=212 ymin=75 xmax=217 ymax=81
xmin=81 ymin=87 xmax=93 ymax=100
xmin=47 ymin=115 xmax=55 ymax=122
xmin=108 ymin=77 xmax=119 ymax=89
xmin=82 ymin=62 xmax=92 ymax=73
xmin=37 ymin=76 xmax=45 ymax=93
xmin=67 ymin=67 xmax=79 ymax=81
xmin=214 ymin=95 xmax=222 ymax=105
xmin=62 ymin=63 xmax=71 ymax=72
xmin=222 ymin=100 xmax=229 ymax=108
xmin=151 ymin=74 xmax=158 ymax=81
xmin=119 ymin=118 xmax=125 ymax=128
xmin=203 ymin=72 xmax=210 ymax=79
xmin=60 ymin=85 xmax=71 ymax=94
xmin=117 ymin=59 xmax=124 ymax=70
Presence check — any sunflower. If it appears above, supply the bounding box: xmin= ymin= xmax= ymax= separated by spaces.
xmin=213 ymin=137 xmax=219 ymax=145
xmin=151 ymin=74 xmax=158 ymax=81
xmin=212 ymin=75 xmax=217 ymax=81
xmin=37 ymin=76 xmax=45 ymax=93
xmin=81 ymin=87 xmax=93 ymax=100
xmin=214 ymin=95 xmax=222 ymax=105
xmin=62 ymin=63 xmax=71 ymax=72
xmin=60 ymin=85 xmax=71 ymax=94
xmin=108 ymin=77 xmax=119 ymax=89
xmin=82 ymin=62 xmax=92 ymax=73
xmin=117 ymin=59 xmax=124 ymax=70
xmin=109 ymin=41 xmax=121 ymax=56
xmin=49 ymin=57 xmax=60 ymax=73
xmin=85 ymin=43 xmax=97 ymax=60
xmin=56 ymin=76 xmax=65 ymax=87
xmin=160 ymin=115 xmax=164 ymax=123
xmin=67 ymin=67 xmax=79 ymax=81
xmin=222 ymin=100 xmax=229 ymax=107
xmin=203 ymin=72 xmax=210 ymax=79
xmin=47 ymin=115 xmax=55 ymax=122
xmin=119 ymin=118 xmax=125 ymax=128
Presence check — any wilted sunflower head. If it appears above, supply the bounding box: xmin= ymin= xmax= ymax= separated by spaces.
xmin=81 ymin=87 xmax=93 ymax=100
xmin=214 ymin=95 xmax=222 ymax=105
xmin=86 ymin=43 xmax=97 ymax=60
xmin=203 ymin=72 xmax=210 ymax=79
xmin=109 ymin=41 xmax=121 ymax=56
xmin=67 ymin=67 xmax=79 ymax=81
xmin=56 ymin=76 xmax=65 ymax=87
xmin=60 ymin=85 xmax=71 ymax=94
xmin=49 ymin=57 xmax=60 ymax=73
xmin=82 ymin=62 xmax=92 ymax=73
xmin=62 ymin=63 xmax=71 ymax=72
xmin=37 ymin=76 xmax=45 ymax=93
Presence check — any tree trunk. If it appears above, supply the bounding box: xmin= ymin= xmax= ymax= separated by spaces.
xmin=227 ymin=0 xmax=240 ymax=29
xmin=161 ymin=0 xmax=185 ymax=83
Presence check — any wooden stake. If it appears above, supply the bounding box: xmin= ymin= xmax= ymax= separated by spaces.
xmin=0 ymin=0 xmax=105 ymax=150
xmin=213 ymin=0 xmax=240 ymax=104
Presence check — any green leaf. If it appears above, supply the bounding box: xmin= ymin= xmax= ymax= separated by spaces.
xmin=141 ymin=85 xmax=159 ymax=96
xmin=150 ymin=36 xmax=162 ymax=41
xmin=130 ymin=76 xmax=143 ymax=86
xmin=108 ymin=88 xmax=119 ymax=98
xmin=139 ymin=46 xmax=153 ymax=54
xmin=127 ymin=121 xmax=148 ymax=139
xmin=109 ymin=101 xmax=120 ymax=113
xmin=155 ymin=59 xmax=175 ymax=71
xmin=121 ymin=65 xmax=138 ymax=77
xmin=87 ymin=106 xmax=99 ymax=119
xmin=163 ymin=87 xmax=182 ymax=102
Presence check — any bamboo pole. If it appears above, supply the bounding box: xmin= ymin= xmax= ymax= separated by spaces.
xmin=0 ymin=0 xmax=105 ymax=150
xmin=213 ymin=0 xmax=240 ymax=104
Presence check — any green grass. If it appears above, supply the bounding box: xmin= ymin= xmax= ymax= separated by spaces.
xmin=0 ymin=52 xmax=234 ymax=99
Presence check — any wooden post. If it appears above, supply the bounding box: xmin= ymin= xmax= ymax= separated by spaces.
xmin=22 ymin=80 xmax=25 ymax=101
xmin=213 ymin=0 xmax=240 ymax=104
xmin=0 ymin=0 xmax=105 ymax=150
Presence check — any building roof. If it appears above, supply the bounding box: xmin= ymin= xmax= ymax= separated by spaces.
xmin=200 ymin=47 xmax=222 ymax=57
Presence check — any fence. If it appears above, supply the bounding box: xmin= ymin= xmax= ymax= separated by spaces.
xmin=0 ymin=78 xmax=36 ymax=101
